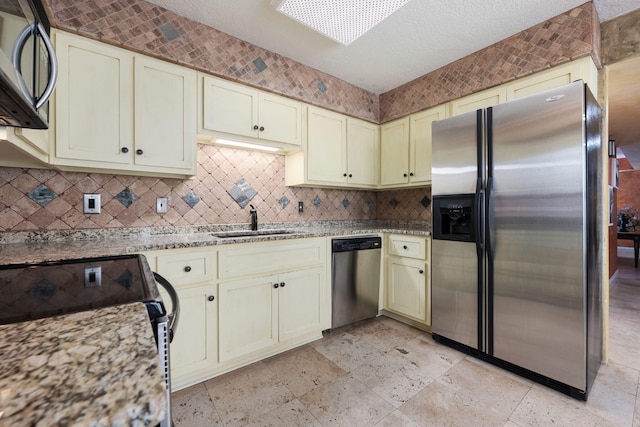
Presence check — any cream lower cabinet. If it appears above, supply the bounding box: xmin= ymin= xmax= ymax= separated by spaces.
xmin=217 ymin=237 xmax=329 ymax=364
xmin=142 ymin=249 xmax=217 ymax=390
xmin=218 ymin=267 xmax=324 ymax=362
xmin=51 ymin=31 xmax=197 ymax=178
xmin=384 ymin=234 xmax=431 ymax=327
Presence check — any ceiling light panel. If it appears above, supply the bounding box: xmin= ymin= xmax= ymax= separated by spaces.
xmin=276 ymin=0 xmax=411 ymax=46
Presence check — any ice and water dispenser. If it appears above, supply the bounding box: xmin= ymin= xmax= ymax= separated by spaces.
xmin=432 ymin=195 xmax=477 ymax=242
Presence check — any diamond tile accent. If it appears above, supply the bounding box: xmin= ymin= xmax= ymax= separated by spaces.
xmin=28 ymin=184 xmax=56 ymax=206
xmin=116 ymin=270 xmax=135 ymax=289
xmin=0 ymin=145 xmax=430 ymax=232
xmin=30 ymin=280 xmax=56 ymax=301
xmin=115 ymin=188 xmax=138 ymax=207
xmin=342 ymin=198 xmax=350 ymax=208
xmin=253 ymin=57 xmax=267 ymax=73
xmin=227 ymin=178 xmax=257 ymax=208
xmin=421 ymin=196 xmax=431 ymax=208
xmin=317 ymin=81 xmax=327 ymax=93
xmin=279 ymin=196 xmax=290 ymax=208
xmin=159 ymin=23 xmax=180 ymax=41
xmin=183 ymin=191 xmax=201 ymax=208
xmin=390 ymin=198 xmax=399 ymax=207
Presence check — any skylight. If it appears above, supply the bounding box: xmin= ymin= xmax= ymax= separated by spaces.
xmin=275 ymin=0 xmax=411 ymax=46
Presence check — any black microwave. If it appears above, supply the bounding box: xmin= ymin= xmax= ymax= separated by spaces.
xmin=0 ymin=0 xmax=57 ymax=129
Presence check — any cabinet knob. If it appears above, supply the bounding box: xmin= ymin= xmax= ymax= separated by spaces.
xmin=403 ymin=173 xmax=408 ymax=177
xmin=136 ymin=149 xmax=143 ymax=155
xmin=419 ymin=269 xmax=424 ymax=274
xmin=273 ymin=283 xmax=279 ymax=288
xmin=184 ymin=266 xmax=191 ymax=272
xmin=348 ymin=174 xmax=352 ymax=178
xmin=259 ymin=126 xmax=265 ymax=132
xmin=208 ymin=295 xmax=215 ymax=302
xmin=343 ymin=173 xmax=347 ymax=177
xmin=280 ymin=282 xmax=285 ymax=287
xmin=253 ymin=125 xmax=259 ymax=130
xmin=121 ymin=147 xmax=129 ymax=153
xmin=403 ymin=245 xmax=408 ymax=250
xmin=410 ymin=172 xmax=414 ymax=176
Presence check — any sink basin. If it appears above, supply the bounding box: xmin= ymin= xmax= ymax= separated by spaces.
xmin=211 ymin=229 xmax=299 ymax=238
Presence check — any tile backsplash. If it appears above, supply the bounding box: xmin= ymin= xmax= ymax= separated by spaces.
xmin=0 ymin=145 xmax=431 ymax=232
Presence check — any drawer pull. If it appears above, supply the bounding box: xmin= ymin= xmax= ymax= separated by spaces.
xmin=403 ymin=245 xmax=408 ymax=250
xmin=208 ymin=295 xmax=215 ymax=302
xmin=280 ymin=282 xmax=285 ymax=287
xmin=184 ymin=266 xmax=192 ymax=272
xmin=419 ymin=269 xmax=424 ymax=274
xmin=273 ymin=283 xmax=279 ymax=288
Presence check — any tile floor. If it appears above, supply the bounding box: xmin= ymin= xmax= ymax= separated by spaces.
xmin=172 ymin=258 xmax=640 ymax=426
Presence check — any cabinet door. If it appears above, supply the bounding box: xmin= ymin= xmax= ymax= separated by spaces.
xmin=380 ymin=117 xmax=410 ymax=186
xmin=346 ymin=118 xmax=379 ymax=186
xmin=306 ymin=106 xmax=347 ymax=184
xmin=506 ymin=57 xmax=598 ymax=100
xmin=450 ymin=87 xmax=507 ymax=117
xmin=278 ymin=268 xmax=324 ymax=342
xmin=54 ymin=31 xmax=133 ymax=164
xmin=201 ymin=75 xmax=258 ymax=138
xmin=160 ymin=284 xmax=218 ymax=387
xmin=134 ymin=56 xmax=196 ymax=172
xmin=387 ymin=257 xmax=428 ymax=323
xmin=258 ymin=93 xmax=302 ymax=146
xmin=410 ymin=106 xmax=446 ymax=184
xmin=218 ymin=275 xmax=279 ymax=362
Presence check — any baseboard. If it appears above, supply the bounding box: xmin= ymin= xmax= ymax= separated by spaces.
xmin=617 ymin=246 xmax=634 ymax=258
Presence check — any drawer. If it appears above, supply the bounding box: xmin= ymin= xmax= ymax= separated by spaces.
xmin=156 ymin=251 xmax=215 ymax=287
xmin=218 ymin=239 xmax=325 ymax=280
xmin=388 ymin=234 xmax=427 ymax=260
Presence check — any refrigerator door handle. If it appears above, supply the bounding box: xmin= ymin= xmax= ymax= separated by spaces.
xmin=486 ymin=176 xmax=496 ymax=260
xmin=475 ymin=180 xmax=483 ymax=256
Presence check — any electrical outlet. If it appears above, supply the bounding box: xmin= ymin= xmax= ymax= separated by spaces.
xmin=83 ymin=194 xmax=101 ymax=214
xmin=298 ymin=201 xmax=304 ymax=213
xmin=156 ymin=197 xmax=168 ymax=213
xmin=84 ymin=266 xmax=102 ymax=287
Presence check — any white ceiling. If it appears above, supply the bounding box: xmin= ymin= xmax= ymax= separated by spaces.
xmin=145 ymin=0 xmax=640 ymax=95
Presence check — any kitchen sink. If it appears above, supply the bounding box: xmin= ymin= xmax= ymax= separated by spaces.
xmin=211 ymin=229 xmax=299 ymax=238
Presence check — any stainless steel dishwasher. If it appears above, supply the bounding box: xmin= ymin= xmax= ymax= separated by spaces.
xmin=331 ymin=236 xmax=382 ymax=329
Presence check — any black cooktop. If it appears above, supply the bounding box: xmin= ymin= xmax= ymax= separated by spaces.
xmin=0 ymin=254 xmax=159 ymax=325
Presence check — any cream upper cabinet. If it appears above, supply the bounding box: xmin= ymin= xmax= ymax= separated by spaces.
xmin=506 ymin=56 xmax=598 ymax=100
xmin=134 ymin=56 xmax=196 ymax=171
xmin=380 ymin=117 xmax=409 ymax=186
xmin=51 ymin=31 xmax=197 ymax=177
xmin=380 ymin=105 xmax=445 ymax=188
xmin=199 ymin=74 xmax=302 ymax=148
xmin=449 ymin=86 xmax=507 ymax=117
xmin=285 ymin=106 xmax=378 ymax=188
xmin=346 ymin=117 xmax=379 ymax=186
xmin=305 ymin=106 xmax=347 ymax=184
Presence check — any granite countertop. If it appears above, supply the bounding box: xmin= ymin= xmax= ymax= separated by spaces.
xmin=0 ymin=220 xmax=431 ymax=265
xmin=0 ymin=303 xmax=167 ymax=427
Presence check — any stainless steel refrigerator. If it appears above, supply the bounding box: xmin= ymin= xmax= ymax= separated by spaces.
xmin=431 ymin=80 xmax=603 ymax=400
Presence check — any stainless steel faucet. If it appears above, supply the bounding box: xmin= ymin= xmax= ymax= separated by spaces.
xmin=249 ymin=204 xmax=258 ymax=231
